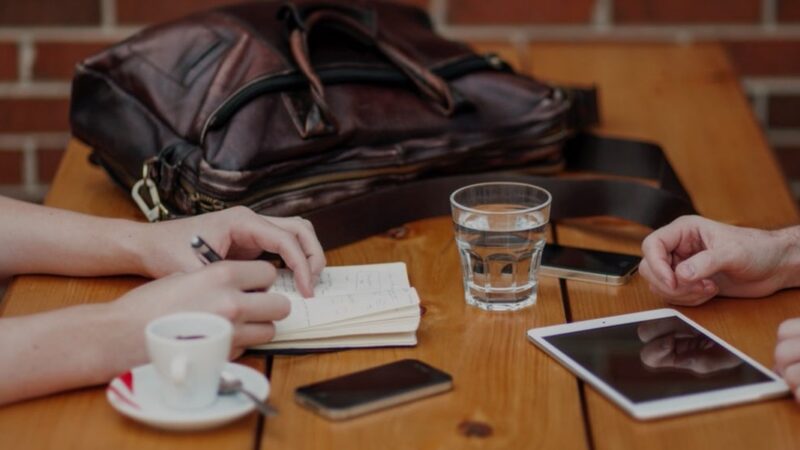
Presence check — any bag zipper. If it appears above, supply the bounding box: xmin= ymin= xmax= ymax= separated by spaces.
xmin=200 ymin=53 xmax=511 ymax=144
xmin=188 ymin=190 xmax=227 ymax=213
xmin=183 ymin=122 xmax=568 ymax=214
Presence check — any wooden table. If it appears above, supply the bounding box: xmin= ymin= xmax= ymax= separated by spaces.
xmin=1 ymin=43 xmax=799 ymax=450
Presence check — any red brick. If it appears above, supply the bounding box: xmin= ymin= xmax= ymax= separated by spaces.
xmin=615 ymin=0 xmax=760 ymax=24
xmin=726 ymin=40 xmax=800 ymax=77
xmin=33 ymin=41 xmax=115 ymax=80
xmin=0 ymin=99 xmax=70 ymax=132
xmin=768 ymin=95 xmax=800 ymax=128
xmin=37 ymin=148 xmax=65 ymax=182
xmin=0 ymin=0 xmax=100 ymax=26
xmin=117 ymin=0 xmax=242 ymax=24
xmin=778 ymin=1 xmax=800 ymax=23
xmin=448 ymin=0 xmax=594 ymax=24
xmin=116 ymin=0 xmax=430 ymax=24
xmin=0 ymin=42 xmax=16 ymax=81
xmin=775 ymin=146 xmax=800 ymax=179
xmin=0 ymin=151 xmax=23 ymax=184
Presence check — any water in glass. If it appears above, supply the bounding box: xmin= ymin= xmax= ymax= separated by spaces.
xmin=454 ymin=203 xmax=546 ymax=311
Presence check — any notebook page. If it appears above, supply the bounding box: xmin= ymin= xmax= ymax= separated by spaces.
xmin=270 ymin=262 xmax=409 ymax=300
xmin=274 ymin=287 xmax=420 ymax=333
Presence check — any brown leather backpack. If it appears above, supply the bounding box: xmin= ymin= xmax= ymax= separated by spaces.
xmin=70 ymin=0 xmax=693 ymax=248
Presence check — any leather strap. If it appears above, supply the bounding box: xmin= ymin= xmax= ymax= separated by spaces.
xmin=285 ymin=6 xmax=459 ymax=138
xmin=303 ymin=133 xmax=696 ymax=249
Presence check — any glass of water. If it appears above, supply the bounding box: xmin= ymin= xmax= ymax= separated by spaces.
xmin=450 ymin=182 xmax=551 ymax=311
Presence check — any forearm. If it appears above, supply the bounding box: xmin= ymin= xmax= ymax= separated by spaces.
xmin=0 ymin=196 xmax=149 ymax=278
xmin=0 ymin=303 xmax=146 ymax=406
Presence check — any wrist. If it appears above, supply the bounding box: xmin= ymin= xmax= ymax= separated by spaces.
xmin=111 ymin=219 xmax=157 ymax=278
xmin=772 ymin=226 xmax=800 ymax=290
xmin=88 ymin=301 xmax=149 ymax=381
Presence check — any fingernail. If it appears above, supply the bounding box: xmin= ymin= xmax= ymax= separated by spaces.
xmin=677 ymin=264 xmax=695 ymax=280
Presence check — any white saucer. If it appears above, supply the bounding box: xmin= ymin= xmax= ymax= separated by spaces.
xmin=106 ymin=362 xmax=269 ymax=431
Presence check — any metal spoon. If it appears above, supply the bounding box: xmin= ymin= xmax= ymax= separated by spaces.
xmin=218 ymin=371 xmax=278 ymax=417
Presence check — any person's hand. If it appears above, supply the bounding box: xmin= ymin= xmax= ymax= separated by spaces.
xmin=774 ymin=318 xmax=800 ymax=402
xmin=637 ymin=317 xmax=742 ymax=374
xmin=110 ymin=260 xmax=290 ymax=364
xmin=639 ymin=215 xmax=796 ymax=306
xmin=0 ymin=259 xmax=291 ymax=405
xmin=135 ymin=206 xmax=325 ymax=297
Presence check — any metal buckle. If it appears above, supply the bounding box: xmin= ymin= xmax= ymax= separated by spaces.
xmin=131 ymin=161 xmax=169 ymax=222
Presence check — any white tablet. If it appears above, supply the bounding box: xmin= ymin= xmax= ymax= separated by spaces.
xmin=527 ymin=308 xmax=789 ymax=420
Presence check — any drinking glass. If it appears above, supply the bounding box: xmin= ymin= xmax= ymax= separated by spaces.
xmin=450 ymin=182 xmax=551 ymax=311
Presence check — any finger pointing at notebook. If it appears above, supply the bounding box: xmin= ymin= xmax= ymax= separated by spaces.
xmin=260 ymin=215 xmax=326 ymax=282
xmin=135 ymin=206 xmax=326 ymax=297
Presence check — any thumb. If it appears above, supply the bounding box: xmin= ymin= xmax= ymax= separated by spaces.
xmin=675 ymin=249 xmax=729 ymax=282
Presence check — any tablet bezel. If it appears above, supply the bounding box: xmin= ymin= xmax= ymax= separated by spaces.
xmin=527 ymin=308 xmax=789 ymax=420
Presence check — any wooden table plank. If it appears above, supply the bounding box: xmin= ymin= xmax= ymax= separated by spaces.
xmin=0 ymin=142 xmax=265 ymax=450
xmin=260 ymin=43 xmax=589 ymax=450
xmin=528 ymin=43 xmax=797 ymax=229
xmin=526 ymin=43 xmax=800 ymax=449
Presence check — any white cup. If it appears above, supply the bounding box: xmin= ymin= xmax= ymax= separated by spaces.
xmin=145 ymin=312 xmax=233 ymax=410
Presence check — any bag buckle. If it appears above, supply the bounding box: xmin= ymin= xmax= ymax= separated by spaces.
xmin=131 ymin=159 xmax=170 ymax=222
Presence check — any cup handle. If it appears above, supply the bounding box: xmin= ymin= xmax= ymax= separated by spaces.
xmin=170 ymin=355 xmax=189 ymax=384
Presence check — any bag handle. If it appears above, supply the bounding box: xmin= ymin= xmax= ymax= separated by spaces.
xmin=280 ymin=4 xmax=459 ymax=137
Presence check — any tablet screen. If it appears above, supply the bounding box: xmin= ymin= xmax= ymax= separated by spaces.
xmin=543 ymin=316 xmax=772 ymax=403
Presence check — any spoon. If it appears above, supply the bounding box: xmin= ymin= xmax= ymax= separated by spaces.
xmin=218 ymin=371 xmax=278 ymax=417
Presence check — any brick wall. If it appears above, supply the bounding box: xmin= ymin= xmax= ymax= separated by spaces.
xmin=0 ymin=0 xmax=799 ymax=202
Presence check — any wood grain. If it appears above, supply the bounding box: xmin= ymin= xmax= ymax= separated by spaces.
xmin=0 ymin=142 xmax=265 ymax=450
xmin=526 ymin=43 xmax=800 ymax=449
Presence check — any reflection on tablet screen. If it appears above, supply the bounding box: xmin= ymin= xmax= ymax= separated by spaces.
xmin=543 ymin=316 xmax=772 ymax=403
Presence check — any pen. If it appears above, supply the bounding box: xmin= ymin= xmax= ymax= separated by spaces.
xmin=191 ymin=235 xmax=222 ymax=265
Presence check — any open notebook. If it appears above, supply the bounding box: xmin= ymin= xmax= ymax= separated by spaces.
xmin=252 ymin=262 xmax=421 ymax=350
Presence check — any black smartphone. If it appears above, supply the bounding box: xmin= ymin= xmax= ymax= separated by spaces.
xmin=540 ymin=243 xmax=641 ymax=285
xmin=295 ymin=359 xmax=453 ymax=420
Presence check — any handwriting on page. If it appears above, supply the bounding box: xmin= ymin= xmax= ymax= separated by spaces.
xmin=271 ymin=263 xmax=409 ymax=299
xmin=275 ymin=288 xmax=420 ymax=333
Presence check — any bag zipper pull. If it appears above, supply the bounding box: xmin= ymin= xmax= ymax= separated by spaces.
xmin=189 ymin=191 xmax=226 ymax=213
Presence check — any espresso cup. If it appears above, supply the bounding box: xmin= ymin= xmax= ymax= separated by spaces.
xmin=145 ymin=312 xmax=233 ymax=410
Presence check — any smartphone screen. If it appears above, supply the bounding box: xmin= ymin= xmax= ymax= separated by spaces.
xmin=540 ymin=243 xmax=641 ymax=284
xmin=295 ymin=359 xmax=452 ymax=420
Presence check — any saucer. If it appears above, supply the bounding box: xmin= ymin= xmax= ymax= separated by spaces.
xmin=107 ymin=362 xmax=269 ymax=431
